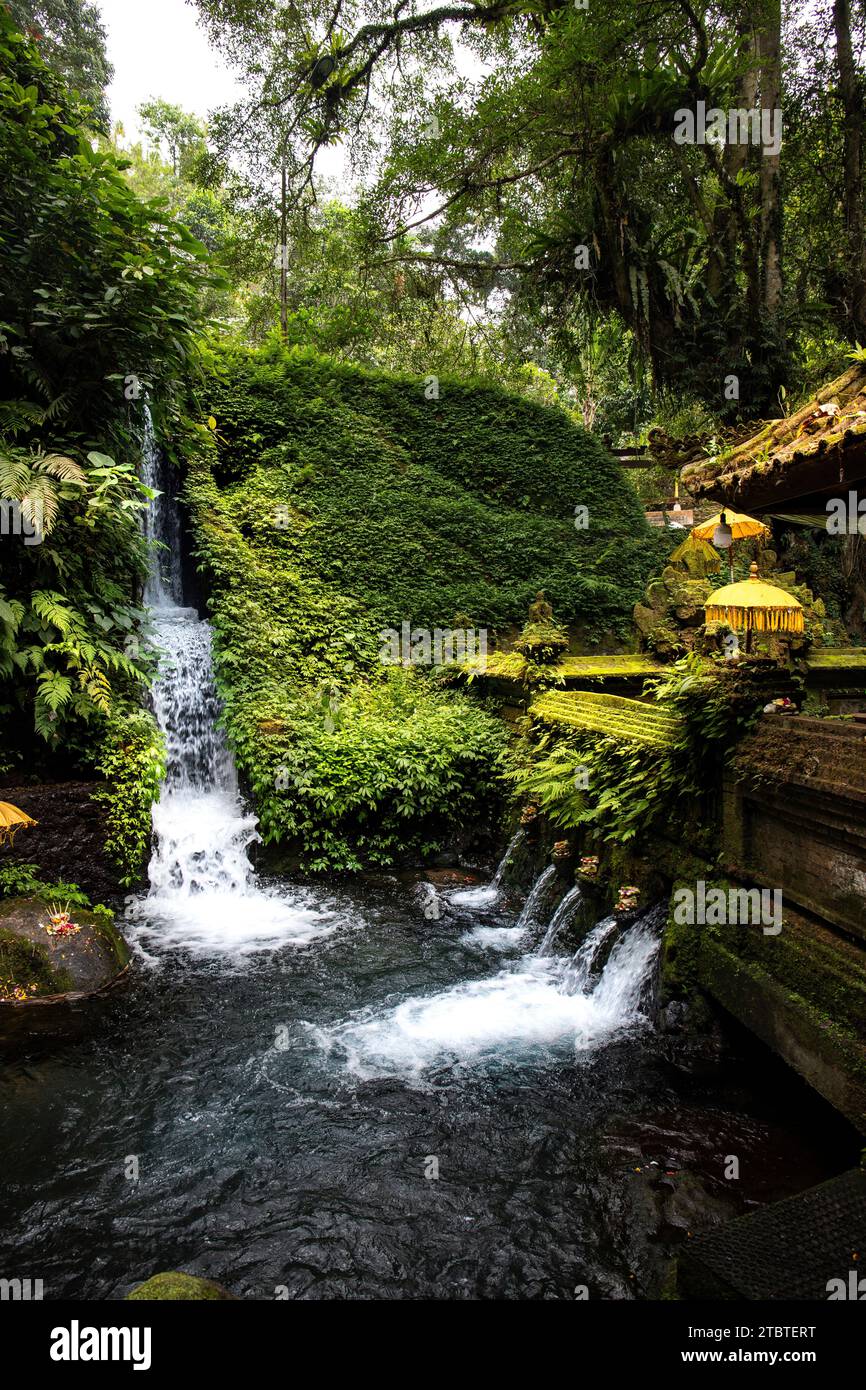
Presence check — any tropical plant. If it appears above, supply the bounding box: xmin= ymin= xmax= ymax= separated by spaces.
xmin=0 ymin=449 xmax=86 ymax=535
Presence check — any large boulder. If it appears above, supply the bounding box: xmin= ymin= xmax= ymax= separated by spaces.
xmin=0 ymin=896 xmax=130 ymax=1046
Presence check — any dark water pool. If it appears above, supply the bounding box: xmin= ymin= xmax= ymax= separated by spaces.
xmin=0 ymin=877 xmax=855 ymax=1300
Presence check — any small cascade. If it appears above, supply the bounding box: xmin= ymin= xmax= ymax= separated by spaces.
xmin=141 ymin=406 xmax=183 ymax=608
xmin=129 ymin=411 xmax=337 ymax=958
xmin=315 ymin=903 xmax=664 ymax=1079
xmin=559 ymin=914 xmax=620 ymax=995
xmin=514 ymin=863 xmax=558 ymax=932
xmin=449 ymin=827 xmax=525 ymax=908
xmin=537 ymin=883 xmax=582 ymax=957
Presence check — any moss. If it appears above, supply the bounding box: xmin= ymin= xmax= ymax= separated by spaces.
xmin=0 ymin=928 xmax=74 ymax=1000
xmin=182 ymin=347 xmax=667 ymax=870
xmin=126 ymin=1272 xmax=235 ymax=1301
xmin=89 ymin=912 xmax=131 ymax=970
xmin=532 ymin=689 xmax=683 ymax=746
xmin=700 ymin=937 xmax=866 ymax=1094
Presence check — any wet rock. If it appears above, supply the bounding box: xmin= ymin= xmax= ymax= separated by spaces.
xmin=661 ymin=1172 xmax=739 ymax=1233
xmin=659 ymin=1000 xmax=690 ymax=1033
xmin=0 ymin=896 xmax=130 ymax=1047
xmin=413 ymin=881 xmax=451 ymax=922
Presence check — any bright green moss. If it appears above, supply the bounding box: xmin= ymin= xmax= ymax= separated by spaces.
xmin=183 ymin=346 xmax=665 ymax=870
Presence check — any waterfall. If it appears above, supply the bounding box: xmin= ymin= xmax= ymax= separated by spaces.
xmin=558 ymin=914 xmax=620 ymax=995
xmin=449 ymin=827 xmax=525 ymax=908
xmin=537 ymin=883 xmax=582 ymax=956
xmin=141 ymin=405 xmax=183 ymax=608
xmin=128 ymin=411 xmax=337 ymax=957
xmin=314 ymin=904 xmax=664 ymax=1080
xmin=514 ymin=863 xmax=558 ymax=931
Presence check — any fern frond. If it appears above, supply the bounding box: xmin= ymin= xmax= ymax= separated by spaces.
xmin=37 ymin=454 xmax=87 ymax=486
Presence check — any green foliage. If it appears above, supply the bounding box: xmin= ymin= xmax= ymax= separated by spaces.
xmin=509 ymin=655 xmax=763 ymax=846
xmin=194 ymin=0 xmax=858 ymax=412
xmin=195 ymin=344 xmax=663 ymax=636
xmin=183 ymin=345 xmax=664 ymax=868
xmin=0 ymin=859 xmax=104 ymax=913
xmin=233 ymin=669 xmax=506 ymax=872
xmin=0 ymin=13 xmax=215 ymax=771
xmin=6 ymin=0 xmax=112 ymax=132
xmin=94 ymin=711 xmax=166 ymax=886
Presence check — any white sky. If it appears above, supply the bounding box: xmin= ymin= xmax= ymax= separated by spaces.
xmin=97 ymin=0 xmax=241 ymax=142
xmin=97 ymin=0 xmax=348 ymax=182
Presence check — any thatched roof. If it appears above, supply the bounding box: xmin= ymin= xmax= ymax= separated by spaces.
xmin=682 ymin=364 xmax=866 ymax=514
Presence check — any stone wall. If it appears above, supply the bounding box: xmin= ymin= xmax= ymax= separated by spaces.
xmin=724 ymin=716 xmax=866 ymax=943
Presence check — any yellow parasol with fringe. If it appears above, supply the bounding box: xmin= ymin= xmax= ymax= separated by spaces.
xmin=0 ymin=801 xmax=38 ymax=847
xmin=692 ymin=510 xmax=771 ymax=544
xmin=705 ymin=562 xmax=804 ymax=651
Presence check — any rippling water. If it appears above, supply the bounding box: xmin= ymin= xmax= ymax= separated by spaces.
xmin=0 ymin=436 xmax=848 ymax=1301
xmin=0 ymin=878 xmax=852 ymax=1301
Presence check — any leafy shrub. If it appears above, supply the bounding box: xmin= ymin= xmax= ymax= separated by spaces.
xmin=234 ymin=668 xmax=507 ymax=872
xmin=0 ymin=860 xmax=108 ymax=918
xmin=94 ymin=711 xmax=165 ymax=886
xmin=183 ymin=345 xmax=665 ymax=868
xmin=508 ymin=654 xmax=764 ymax=846
xmin=0 ymin=11 xmax=216 ymax=769
xmin=194 ymin=343 xmax=665 ymax=638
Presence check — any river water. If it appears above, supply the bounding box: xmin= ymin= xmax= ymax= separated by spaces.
xmin=0 ymin=420 xmax=853 ymax=1300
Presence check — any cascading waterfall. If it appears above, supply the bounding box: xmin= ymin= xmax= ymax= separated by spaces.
xmin=558 ymin=914 xmax=621 ymax=994
xmin=449 ymin=827 xmax=525 ymax=908
xmin=314 ymin=900 xmax=663 ymax=1080
xmin=131 ymin=412 xmax=661 ymax=1064
xmin=128 ymin=412 xmax=337 ymax=957
xmin=140 ymin=405 xmax=183 ymax=608
xmin=537 ymin=883 xmax=582 ymax=956
xmin=514 ymin=863 xmax=559 ymax=931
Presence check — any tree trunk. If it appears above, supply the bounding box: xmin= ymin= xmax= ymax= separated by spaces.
xmin=758 ymin=0 xmax=783 ymax=325
xmin=280 ymin=156 xmax=288 ymax=344
xmin=833 ymin=0 xmax=866 ymax=340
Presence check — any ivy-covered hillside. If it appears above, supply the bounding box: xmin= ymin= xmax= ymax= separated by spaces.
xmin=185 ymin=345 xmax=664 ymax=870
xmin=197 ymin=345 xmax=661 ymax=634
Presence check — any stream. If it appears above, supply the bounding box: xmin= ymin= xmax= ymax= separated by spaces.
xmin=0 ymin=420 xmax=853 ymax=1301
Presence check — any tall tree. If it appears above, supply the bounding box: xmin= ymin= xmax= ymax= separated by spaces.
xmin=833 ymin=0 xmax=866 ymax=340
xmin=6 ymin=0 xmax=113 ymax=131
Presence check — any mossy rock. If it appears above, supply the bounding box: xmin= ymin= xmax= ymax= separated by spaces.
xmin=0 ymin=896 xmax=130 ymax=1046
xmin=515 ymin=619 xmax=569 ymax=663
xmin=0 ymin=929 xmax=73 ymax=1000
xmin=127 ymin=1272 xmax=236 ymax=1301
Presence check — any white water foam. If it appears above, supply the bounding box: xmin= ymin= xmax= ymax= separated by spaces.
xmin=460 ymin=923 xmax=526 ymax=952
xmin=311 ymin=917 xmax=661 ymax=1081
xmin=448 ymin=828 xmax=525 ymax=909
xmin=129 ymin=417 xmax=341 ymax=959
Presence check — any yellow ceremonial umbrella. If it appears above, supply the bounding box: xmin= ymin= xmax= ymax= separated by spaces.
xmin=692 ymin=510 xmax=770 ymax=580
xmin=0 ymin=801 xmax=38 ymax=847
xmin=705 ymin=562 xmax=804 ymax=652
